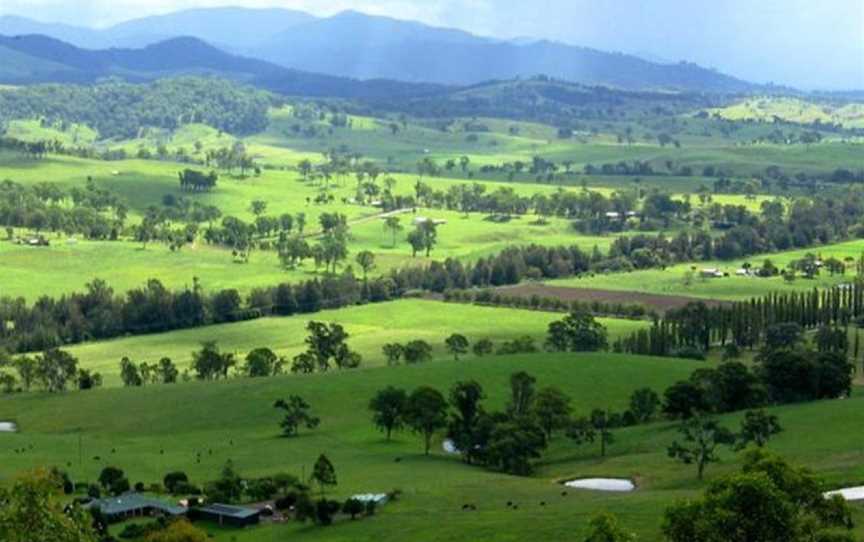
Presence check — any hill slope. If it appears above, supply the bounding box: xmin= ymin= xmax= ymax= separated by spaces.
xmin=0 ymin=34 xmax=445 ymax=99
xmin=250 ymin=10 xmax=755 ymax=92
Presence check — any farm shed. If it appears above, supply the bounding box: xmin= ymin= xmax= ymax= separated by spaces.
xmin=190 ymin=503 xmax=261 ymax=527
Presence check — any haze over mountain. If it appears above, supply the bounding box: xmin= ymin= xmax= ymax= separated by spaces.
xmin=1 ymin=0 xmax=861 ymax=90
xmin=0 ymin=8 xmax=316 ymax=50
xmin=0 ymin=7 xmax=756 ymax=93
xmin=0 ymin=33 xmax=444 ymax=99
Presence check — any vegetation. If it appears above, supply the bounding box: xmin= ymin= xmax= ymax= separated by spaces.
xmin=2 ymin=63 xmax=864 ymax=542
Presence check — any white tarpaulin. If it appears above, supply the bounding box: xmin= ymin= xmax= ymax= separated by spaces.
xmin=564 ymin=478 xmax=635 ymax=492
xmin=825 ymin=487 xmax=864 ymax=501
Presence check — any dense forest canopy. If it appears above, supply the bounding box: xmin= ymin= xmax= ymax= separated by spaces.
xmin=0 ymin=77 xmax=275 ymax=139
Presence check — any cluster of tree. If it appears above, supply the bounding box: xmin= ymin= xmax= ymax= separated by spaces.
xmin=203 ymin=142 xmax=259 ymax=176
xmin=0 ymin=178 xmax=125 ymax=240
xmin=392 ymin=180 xmax=640 ymax=225
xmin=0 ymin=78 xmax=273 ymax=139
xmin=368 ymin=371 xmax=629 ymax=476
xmin=178 ymin=169 xmax=218 ymax=192
xmin=663 ymin=449 xmax=856 ymax=541
xmin=119 ymin=340 xmax=314 ymax=389
xmin=0 ymin=348 xmax=101 ymax=394
xmin=289 ymin=321 xmax=362 ymax=373
xmin=389 ymin=244 xmax=593 ymax=294
xmin=0 ymin=137 xmax=53 ymax=159
xmin=625 ymin=326 xmax=854 ymax=422
xmin=203 ymin=210 xmax=351 ymax=268
xmin=119 ymin=356 xmax=179 ymax=387
xmin=605 ymin=194 xmax=864 ymax=265
xmin=0 ymin=134 xmax=135 ymax=162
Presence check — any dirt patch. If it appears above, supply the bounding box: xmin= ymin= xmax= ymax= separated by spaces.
xmin=495 ymin=284 xmax=730 ymax=313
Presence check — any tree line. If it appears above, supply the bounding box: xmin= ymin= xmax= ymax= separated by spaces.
xmin=616 ymin=281 xmax=864 ymax=358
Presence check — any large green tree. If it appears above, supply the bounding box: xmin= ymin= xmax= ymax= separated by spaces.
xmin=545 ymin=311 xmax=608 ymax=352
xmin=369 ymin=386 xmax=408 ymax=441
xmin=405 ymin=386 xmax=448 ymax=455
xmin=663 ymin=450 xmax=855 ymax=542
xmin=668 ymin=415 xmax=736 ymax=480
xmin=0 ymin=469 xmax=97 ymax=542
xmin=274 ymin=395 xmax=321 ymax=437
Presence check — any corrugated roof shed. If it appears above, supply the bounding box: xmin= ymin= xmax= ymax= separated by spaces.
xmin=88 ymin=493 xmax=186 ymax=517
xmin=195 ymin=503 xmax=259 ymax=519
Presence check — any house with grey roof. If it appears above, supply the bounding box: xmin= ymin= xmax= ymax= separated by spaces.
xmin=86 ymin=493 xmax=186 ymax=523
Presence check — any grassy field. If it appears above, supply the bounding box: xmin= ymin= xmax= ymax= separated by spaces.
xmin=3 ymin=100 xmax=862 ymax=304
xmin=548 ymin=239 xmax=864 ymax=301
xmin=0 ymin=352 xmax=861 ymax=541
xmin=48 ymin=299 xmax=649 ymax=386
xmin=6 ymin=119 xmax=99 ymax=146
xmin=710 ymin=97 xmax=864 ymax=129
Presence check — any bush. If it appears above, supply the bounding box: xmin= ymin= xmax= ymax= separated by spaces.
xmin=671 ymin=346 xmax=707 ymax=361
xmin=275 ymin=492 xmax=300 ymax=511
xmin=173 ymin=482 xmax=201 ymax=496
xmin=163 ymin=472 xmax=189 ymax=494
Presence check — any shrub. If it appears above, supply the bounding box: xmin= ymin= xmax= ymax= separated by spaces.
xmin=163 ymin=472 xmax=189 ymax=494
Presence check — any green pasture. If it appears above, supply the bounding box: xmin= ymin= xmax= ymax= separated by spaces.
xmin=0 ymin=351 xmax=861 ymax=541
xmin=43 ymin=299 xmax=648 ymax=386
xmin=711 ymin=97 xmax=864 ymax=129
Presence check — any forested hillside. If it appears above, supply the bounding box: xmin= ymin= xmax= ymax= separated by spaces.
xmin=0 ymin=78 xmax=274 ymax=138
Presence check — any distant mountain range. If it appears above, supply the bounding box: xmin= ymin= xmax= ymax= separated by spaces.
xmin=0 ymin=34 xmax=444 ymax=100
xmin=0 ymin=7 xmax=758 ymax=94
xmin=0 ymin=8 xmax=315 ymax=50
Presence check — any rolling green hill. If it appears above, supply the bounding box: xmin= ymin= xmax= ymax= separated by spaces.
xmin=0 ymin=351 xmax=861 ymax=540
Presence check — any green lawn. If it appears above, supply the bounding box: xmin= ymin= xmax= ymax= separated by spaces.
xmin=50 ymin=299 xmax=648 ymax=386
xmin=0 ymin=352 xmax=861 ymax=541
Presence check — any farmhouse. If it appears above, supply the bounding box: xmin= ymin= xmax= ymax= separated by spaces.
xmin=189 ymin=503 xmax=261 ymax=527
xmin=86 ymin=493 xmax=186 ymax=523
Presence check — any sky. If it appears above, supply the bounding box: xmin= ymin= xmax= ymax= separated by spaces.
xmin=1 ymin=0 xmax=863 ymax=89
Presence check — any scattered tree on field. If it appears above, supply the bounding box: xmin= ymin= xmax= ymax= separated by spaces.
xmin=405 ymin=386 xmax=448 ymax=454
xmin=369 ymin=386 xmax=408 ymax=441
xmin=274 ymin=395 xmax=321 ymax=437
xmin=668 ymin=415 xmax=736 ymax=479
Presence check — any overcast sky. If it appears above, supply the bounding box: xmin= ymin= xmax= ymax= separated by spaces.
xmin=2 ymin=0 xmax=863 ymax=89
